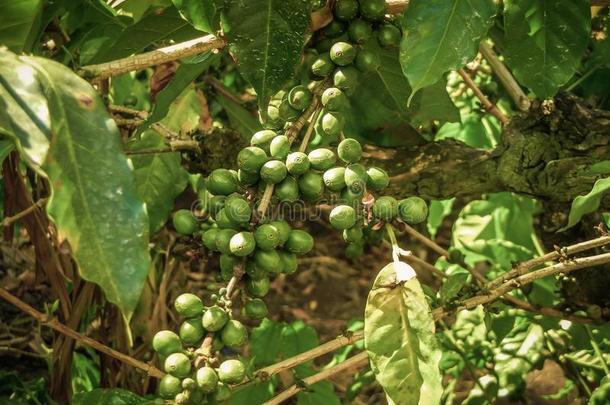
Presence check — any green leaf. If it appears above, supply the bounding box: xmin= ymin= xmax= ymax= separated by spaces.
xmin=125 ymin=131 xmax=188 ymax=234
xmin=0 ymin=138 xmax=14 ymax=165
xmin=0 ymin=0 xmax=44 ymax=53
xmin=0 ymin=49 xmax=151 ymax=320
xmin=172 ymin=0 xmax=217 ymax=33
xmin=73 ymin=388 xmax=154 ymax=405
xmin=231 ymin=381 xmax=275 ymax=405
xmin=503 ymin=0 xmax=590 ymax=98
xmin=140 ymin=54 xmax=217 ymax=132
xmin=89 ymin=6 xmax=202 ymax=64
xmin=440 ymin=265 xmax=470 ymax=302
xmin=250 ymin=318 xmax=284 ymax=367
xmin=560 ymin=177 xmax=610 ymax=231
xmin=215 ymin=91 xmax=262 ymax=140
xmin=427 ymin=198 xmax=454 ymax=238
xmin=297 ymin=380 xmax=341 ymax=405
xmin=364 ymin=262 xmax=443 ymax=405
xmin=408 ymin=79 xmax=459 ymax=125
xmin=280 ymin=320 xmax=319 ymax=378
xmin=400 ymin=0 xmax=498 ymax=100
xmin=223 ymin=0 xmax=310 ymax=106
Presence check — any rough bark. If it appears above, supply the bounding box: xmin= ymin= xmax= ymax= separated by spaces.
xmin=372 ymin=93 xmax=610 ymax=202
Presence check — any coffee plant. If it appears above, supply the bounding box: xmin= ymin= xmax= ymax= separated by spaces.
xmin=1 ymin=0 xmax=610 ymax=404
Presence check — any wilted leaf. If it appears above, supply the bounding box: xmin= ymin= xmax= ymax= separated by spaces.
xmin=365 ymin=262 xmax=443 ymax=405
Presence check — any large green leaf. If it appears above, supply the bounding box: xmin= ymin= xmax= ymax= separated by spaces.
xmin=0 ymin=49 xmax=151 ymax=320
xmin=503 ymin=0 xmax=590 ymax=98
xmin=125 ymin=131 xmax=188 ymax=234
xmin=250 ymin=318 xmax=284 ymax=367
xmin=172 ymin=0 xmax=217 ymax=33
xmin=364 ymin=262 xmax=443 ymax=405
xmin=400 ymin=0 xmax=498 ymax=100
xmin=140 ymin=54 xmax=217 ymax=132
xmin=560 ymin=177 xmax=610 ymax=231
xmin=89 ymin=6 xmax=202 ymax=64
xmin=223 ymin=0 xmax=310 ymax=106
xmin=0 ymin=0 xmax=44 ymax=53
xmin=216 ymin=91 xmax=262 ymax=140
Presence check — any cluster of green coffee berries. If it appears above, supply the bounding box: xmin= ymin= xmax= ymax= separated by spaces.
xmin=152 ymin=293 xmax=247 ymax=403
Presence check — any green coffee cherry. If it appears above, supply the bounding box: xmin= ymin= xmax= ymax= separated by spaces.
xmin=270 ymin=135 xmax=290 ymax=159
xmin=334 ymin=0 xmax=359 ymax=20
xmin=254 ymin=249 xmax=282 ymax=273
xmin=254 ymin=224 xmax=281 ymax=251
xmin=260 ymin=160 xmax=287 ymax=184
xmin=159 ymin=374 xmax=182 ymax=399
xmin=238 ymin=168 xmax=259 ymax=186
xmin=275 ymin=176 xmax=300 ymax=202
xmin=270 ymin=220 xmax=292 ymax=245
xmin=321 ymin=111 xmax=344 ymax=137
xmin=288 ymin=85 xmax=312 ymax=110
xmin=348 ymin=19 xmax=373 ymax=44
xmin=323 ymin=167 xmax=347 ymax=191
xmin=366 ymin=167 xmax=389 ymax=191
xmin=323 ymin=20 xmax=346 ymax=38
xmin=238 ymin=146 xmax=268 ymax=173
xmin=174 ymin=392 xmax=189 ymax=404
xmin=330 ymin=204 xmax=358 ymax=230
xmin=321 ymin=87 xmax=347 ymax=111
xmin=215 ymin=383 xmax=232 ymax=401
xmin=247 ymin=276 xmax=271 ymax=297
xmin=215 ymin=208 xmax=238 ymax=230
xmin=196 ymin=366 xmax=219 ymax=393
xmin=221 ymin=320 xmax=248 ymax=349
xmin=152 ymin=330 xmax=182 ymax=356
xmin=174 ymin=293 xmax=204 ymax=318
xmin=398 ymin=196 xmax=428 ymax=224
xmin=202 ymin=306 xmax=229 ymax=331
xmin=378 ymin=24 xmax=402 ymax=48
xmin=172 ymin=209 xmax=198 ymax=235
xmin=182 ymin=377 xmax=197 ymax=391
xmin=308 ymin=148 xmax=337 ymax=171
xmin=333 ymin=66 xmax=359 ymax=92
xmin=373 ymin=196 xmax=398 ymax=221
xmin=207 ymin=169 xmax=238 ymax=196
xmin=164 ymin=353 xmax=191 ymax=378
xmin=343 ymin=226 xmax=363 ymax=243
xmin=330 ymin=42 xmax=356 ymax=66
xmin=345 ymin=163 xmax=368 ymax=194
xmin=251 ymin=130 xmax=277 ymax=153
xmin=278 ymin=250 xmax=298 ymax=274
xmin=219 ymin=254 xmax=239 ymax=281
xmin=179 ymin=318 xmax=205 ymax=346
xmin=225 ymin=196 xmax=252 ymax=224
xmin=215 ymin=229 xmax=238 ymax=254
xmin=218 ymin=359 xmax=246 ymax=384
xmin=341 ymin=186 xmax=364 ymax=204
xmin=286 ymin=230 xmax=314 ymax=255
xmin=245 ymin=298 xmax=269 ymax=320
xmin=286 ymin=152 xmax=311 ymax=175
xmin=209 ymin=195 xmax=226 ymax=216
xmin=345 ymin=242 xmax=364 ymax=259
xmin=229 ymin=231 xmax=256 ymax=257
xmin=245 ymin=260 xmax=267 ymax=280
xmin=311 ymin=54 xmax=335 ymax=77
xmin=337 ymin=138 xmax=362 ymax=163
xmin=355 ymin=49 xmax=380 ymax=72
xmin=202 ymin=228 xmax=219 ymax=251
xmin=279 ymin=100 xmax=300 ymax=122
xmin=298 ymin=171 xmax=325 ymax=201
xmin=360 ymin=0 xmax=386 ymax=21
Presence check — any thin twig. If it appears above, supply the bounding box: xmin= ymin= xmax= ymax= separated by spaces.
xmin=257 ymin=184 xmax=276 ymax=218
xmin=458 ymin=69 xmax=509 ymax=124
xmin=487 ymin=235 xmax=610 ymax=289
xmin=79 ymin=35 xmax=225 ymax=79
xmin=433 ymin=252 xmax=610 ymax=320
xmin=1 ymin=198 xmax=48 ymax=227
xmin=403 ymin=254 xmax=448 ymax=279
xmin=264 ymin=351 xmax=369 ymax=405
xmin=0 ymin=287 xmax=164 ymax=378
xmin=400 ymin=222 xmax=449 ymax=257
xmin=125 ymin=140 xmax=201 ymax=155
xmin=479 ymin=42 xmax=531 ymax=112
xmin=298 ymin=106 xmax=322 ymax=153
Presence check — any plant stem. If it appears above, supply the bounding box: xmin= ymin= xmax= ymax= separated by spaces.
xmin=298 ymin=107 xmax=322 ymax=153
xmin=0 ymin=287 xmax=164 ymax=378
xmin=264 ymin=351 xmax=369 ymax=405
xmin=385 ymin=223 xmax=402 ymax=263
xmin=0 ymin=198 xmax=48 ymax=227
xmin=458 ymin=69 xmax=509 ymax=124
